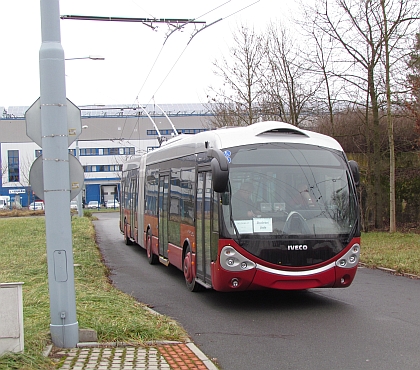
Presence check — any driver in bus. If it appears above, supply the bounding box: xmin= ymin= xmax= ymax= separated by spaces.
xmin=293 ymin=184 xmax=314 ymax=208
xmin=232 ymin=182 xmax=259 ymax=219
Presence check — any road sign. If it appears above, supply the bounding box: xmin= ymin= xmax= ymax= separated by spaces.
xmin=29 ymin=154 xmax=84 ymax=200
xmin=25 ymin=97 xmax=82 ymax=147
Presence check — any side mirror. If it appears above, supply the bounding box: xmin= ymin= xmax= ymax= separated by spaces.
xmin=348 ymin=160 xmax=360 ymax=187
xmin=207 ymin=148 xmax=229 ymax=193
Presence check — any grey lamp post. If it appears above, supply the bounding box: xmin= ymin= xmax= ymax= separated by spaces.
xmin=39 ymin=0 xmax=78 ymax=348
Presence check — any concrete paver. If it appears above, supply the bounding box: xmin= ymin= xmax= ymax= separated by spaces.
xmin=52 ymin=342 xmax=218 ymax=370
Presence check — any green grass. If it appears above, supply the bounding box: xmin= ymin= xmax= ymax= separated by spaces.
xmin=361 ymin=232 xmax=420 ymax=276
xmin=0 ymin=216 xmax=187 ymax=370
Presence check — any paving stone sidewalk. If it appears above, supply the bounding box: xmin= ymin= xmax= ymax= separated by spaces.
xmin=53 ymin=342 xmax=218 ymax=370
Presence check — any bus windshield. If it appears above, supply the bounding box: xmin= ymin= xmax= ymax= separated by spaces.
xmin=220 ymin=143 xmax=358 ymax=264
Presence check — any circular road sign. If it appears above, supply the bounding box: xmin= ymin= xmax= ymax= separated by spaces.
xmin=29 ymin=154 xmax=84 ymax=200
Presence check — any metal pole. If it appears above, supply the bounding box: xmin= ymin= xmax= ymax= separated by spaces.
xmin=39 ymin=0 xmax=78 ymax=347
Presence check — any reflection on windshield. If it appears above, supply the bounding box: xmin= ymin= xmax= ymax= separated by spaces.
xmin=222 ymin=144 xmax=358 ymax=238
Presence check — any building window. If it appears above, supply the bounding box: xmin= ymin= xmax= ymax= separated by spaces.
xmin=83 ymin=164 xmax=123 ymax=172
xmin=8 ymin=150 xmax=19 ymax=182
xmin=147 ymin=128 xmax=207 ymax=136
xmin=80 ymin=148 xmax=98 ymax=156
xmin=103 ymin=147 xmax=119 ymax=155
xmin=120 ymin=147 xmax=135 ymax=155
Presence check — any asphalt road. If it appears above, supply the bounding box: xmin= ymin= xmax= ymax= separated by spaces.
xmin=94 ymin=212 xmax=420 ymax=370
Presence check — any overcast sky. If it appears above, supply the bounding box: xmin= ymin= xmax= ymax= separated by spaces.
xmin=0 ymin=0 xmax=299 ymax=108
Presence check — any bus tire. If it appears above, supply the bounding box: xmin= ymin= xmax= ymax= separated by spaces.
xmin=124 ymin=222 xmax=133 ymax=245
xmin=146 ymin=231 xmax=158 ymax=265
xmin=183 ymin=245 xmax=202 ymax=292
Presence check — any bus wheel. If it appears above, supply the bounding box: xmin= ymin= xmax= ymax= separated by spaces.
xmin=124 ymin=223 xmax=132 ymax=245
xmin=146 ymin=231 xmax=158 ymax=265
xmin=183 ymin=245 xmax=202 ymax=292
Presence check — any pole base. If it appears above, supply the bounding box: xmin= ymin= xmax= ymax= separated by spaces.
xmin=50 ymin=321 xmax=79 ymax=348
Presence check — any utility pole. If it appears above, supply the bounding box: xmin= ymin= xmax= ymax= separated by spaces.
xmin=39 ymin=0 xmax=78 ymax=347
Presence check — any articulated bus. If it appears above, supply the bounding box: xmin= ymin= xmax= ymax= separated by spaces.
xmin=120 ymin=121 xmax=361 ymax=292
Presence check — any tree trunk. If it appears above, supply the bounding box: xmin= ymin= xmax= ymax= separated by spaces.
xmin=381 ymin=0 xmax=396 ymax=232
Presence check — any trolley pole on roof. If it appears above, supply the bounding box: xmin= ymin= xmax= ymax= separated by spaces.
xmin=39 ymin=0 xmax=78 ymax=347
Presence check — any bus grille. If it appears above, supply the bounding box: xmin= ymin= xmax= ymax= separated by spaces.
xmin=241 ymin=237 xmax=344 ymax=267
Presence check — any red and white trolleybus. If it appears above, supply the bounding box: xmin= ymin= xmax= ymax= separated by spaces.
xmin=120 ymin=121 xmax=361 ymax=292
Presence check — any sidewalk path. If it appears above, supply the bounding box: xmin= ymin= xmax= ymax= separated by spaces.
xmin=53 ymin=341 xmax=219 ymax=370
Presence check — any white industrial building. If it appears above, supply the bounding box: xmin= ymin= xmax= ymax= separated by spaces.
xmin=1 ymin=103 xmax=213 ymax=207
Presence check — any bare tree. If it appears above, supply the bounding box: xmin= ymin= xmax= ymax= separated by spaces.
xmin=260 ymin=23 xmax=318 ymax=126
xmin=298 ymin=7 xmax=353 ymax=135
xmin=378 ymin=0 xmax=420 ymax=232
xmin=207 ymin=24 xmax=265 ymax=127
xmin=302 ymin=0 xmax=419 ymax=230
xmin=407 ymin=32 xmax=420 ymax=131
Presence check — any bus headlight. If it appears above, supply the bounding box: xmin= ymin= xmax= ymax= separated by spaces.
xmin=220 ymin=246 xmax=256 ymax=271
xmin=336 ymin=243 xmax=360 ymax=269
xmin=348 ymin=255 xmax=357 ymax=264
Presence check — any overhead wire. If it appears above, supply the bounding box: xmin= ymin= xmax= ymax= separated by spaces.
xmin=188 ymin=0 xmax=260 ymax=44
xmin=163 ymin=0 xmax=232 ymax=44
xmin=118 ymin=2 xmax=158 ymax=140
xmin=121 ymin=1 xmax=233 ymax=141
xmin=146 ymin=0 xmax=261 ymax=104
xmin=123 ymin=0 xmax=261 ymax=142
xmin=134 ymin=0 xmax=232 ymax=106
xmin=130 ymin=0 xmax=156 ymax=19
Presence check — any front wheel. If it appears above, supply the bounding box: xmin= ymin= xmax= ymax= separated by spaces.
xmin=146 ymin=231 xmax=158 ymax=265
xmin=183 ymin=245 xmax=202 ymax=292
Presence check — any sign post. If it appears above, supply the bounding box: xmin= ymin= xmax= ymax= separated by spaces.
xmin=28 ymin=0 xmax=79 ymax=348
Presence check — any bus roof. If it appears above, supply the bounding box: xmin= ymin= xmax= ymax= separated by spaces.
xmin=122 ymin=121 xmax=344 ymax=170
xmin=149 ymin=121 xmax=343 ymax=162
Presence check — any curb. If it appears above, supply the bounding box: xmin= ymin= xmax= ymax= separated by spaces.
xmin=359 ymin=263 xmax=420 ymax=279
xmin=186 ymin=340 xmax=219 ymax=370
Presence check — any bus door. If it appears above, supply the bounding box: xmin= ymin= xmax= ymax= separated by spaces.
xmin=130 ymin=174 xmax=138 ymax=240
xmin=196 ymin=170 xmax=213 ymax=285
xmin=158 ymin=173 xmax=169 ymax=260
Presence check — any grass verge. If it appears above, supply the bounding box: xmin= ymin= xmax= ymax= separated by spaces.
xmin=361 ymin=232 xmax=420 ymax=276
xmin=0 ymin=216 xmax=187 ymax=370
